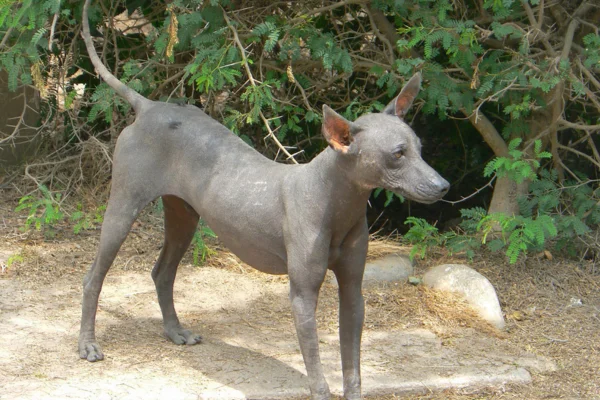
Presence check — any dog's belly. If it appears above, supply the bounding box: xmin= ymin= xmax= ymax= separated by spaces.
xmin=216 ymin=232 xmax=288 ymax=275
xmin=228 ymin=243 xmax=287 ymax=275
xmin=200 ymin=209 xmax=288 ymax=275
xmin=189 ymin=168 xmax=290 ymax=275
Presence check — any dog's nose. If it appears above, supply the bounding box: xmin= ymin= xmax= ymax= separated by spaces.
xmin=437 ymin=179 xmax=450 ymax=195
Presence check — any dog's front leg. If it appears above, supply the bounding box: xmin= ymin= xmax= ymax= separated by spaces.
xmin=332 ymin=220 xmax=368 ymax=400
xmin=288 ymin=250 xmax=330 ymax=400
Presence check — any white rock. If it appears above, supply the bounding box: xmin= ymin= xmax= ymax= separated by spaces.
xmin=422 ymin=264 xmax=505 ymax=330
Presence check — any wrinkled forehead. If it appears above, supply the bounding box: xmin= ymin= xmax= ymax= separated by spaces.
xmin=354 ymin=113 xmax=421 ymax=147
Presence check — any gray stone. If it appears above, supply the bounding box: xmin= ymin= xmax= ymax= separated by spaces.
xmin=328 ymin=254 xmax=414 ymax=287
xmin=363 ymin=254 xmax=414 ymax=284
xmin=422 ymin=264 xmax=506 ymax=330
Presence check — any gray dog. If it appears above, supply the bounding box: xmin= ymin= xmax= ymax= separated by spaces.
xmin=79 ymin=1 xmax=449 ymax=398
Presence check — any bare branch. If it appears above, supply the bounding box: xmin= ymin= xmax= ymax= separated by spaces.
xmin=586 ymin=133 xmax=600 ymax=167
xmin=521 ymin=0 xmax=554 ymax=53
xmin=560 ymin=2 xmax=593 ymax=61
xmin=48 ymin=1 xmax=61 ymax=52
xmin=558 ymin=119 xmax=600 ymax=132
xmin=549 ymin=82 xmax=565 ymax=180
xmin=575 ymin=59 xmax=600 ymax=91
xmin=536 ymin=0 xmax=545 ymax=31
xmin=441 ymin=176 xmax=496 ymax=205
xmin=548 ymin=3 xmax=567 ymax=30
xmin=463 ymin=109 xmax=509 ymax=157
xmin=363 ymin=6 xmax=394 ymax=65
xmin=0 ymin=26 xmax=14 ymax=49
xmin=287 ymin=65 xmax=314 ymax=112
xmin=0 ymin=92 xmax=28 ymax=145
xmin=149 ymin=70 xmax=186 ymax=100
xmin=569 ymin=71 xmax=600 ymax=112
xmin=288 ymin=0 xmax=369 ymax=25
xmin=558 ymin=143 xmax=600 ymax=170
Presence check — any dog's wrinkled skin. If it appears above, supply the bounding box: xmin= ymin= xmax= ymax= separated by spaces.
xmin=79 ymin=1 xmax=449 ymax=398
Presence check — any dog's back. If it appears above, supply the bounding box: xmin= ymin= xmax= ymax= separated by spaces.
xmin=111 ymin=101 xmax=293 ymax=273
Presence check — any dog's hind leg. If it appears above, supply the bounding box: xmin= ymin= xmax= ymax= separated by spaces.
xmin=151 ymin=195 xmax=202 ymax=345
xmin=79 ymin=189 xmax=151 ymax=362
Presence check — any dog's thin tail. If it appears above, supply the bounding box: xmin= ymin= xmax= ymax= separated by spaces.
xmin=82 ymin=0 xmax=148 ymax=113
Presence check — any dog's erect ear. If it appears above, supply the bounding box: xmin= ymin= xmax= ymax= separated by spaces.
xmin=322 ymin=105 xmax=354 ymax=153
xmin=383 ymin=72 xmax=421 ymax=118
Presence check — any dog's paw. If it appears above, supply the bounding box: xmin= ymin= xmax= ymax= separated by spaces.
xmin=79 ymin=341 xmax=104 ymax=362
xmin=343 ymin=386 xmax=362 ymax=399
xmin=165 ymin=327 xmax=203 ymax=345
xmin=310 ymin=385 xmax=332 ymax=400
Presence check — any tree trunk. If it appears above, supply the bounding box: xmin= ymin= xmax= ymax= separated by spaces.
xmin=487 ymin=177 xmax=529 ymax=215
xmin=0 ymin=71 xmax=40 ymax=167
xmin=462 ymin=110 xmax=527 ymax=214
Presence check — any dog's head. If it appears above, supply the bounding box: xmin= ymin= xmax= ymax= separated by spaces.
xmin=321 ymin=73 xmax=449 ymax=204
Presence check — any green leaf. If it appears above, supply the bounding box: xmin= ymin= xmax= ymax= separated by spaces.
xmin=487 ymin=238 xmax=505 ymax=252
xmin=508 ymin=138 xmax=522 ymax=151
xmin=384 ymin=190 xmax=394 ymax=207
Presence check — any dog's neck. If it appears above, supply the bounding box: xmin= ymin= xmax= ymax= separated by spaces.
xmin=303 ymin=147 xmax=372 ymax=218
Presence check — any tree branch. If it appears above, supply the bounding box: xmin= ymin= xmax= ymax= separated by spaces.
xmin=0 ymin=92 xmax=28 ymax=145
xmin=48 ymin=1 xmax=61 ymax=52
xmin=543 ymin=1 xmax=595 ymax=181
xmin=149 ymin=70 xmax=186 ymax=100
xmin=558 ymin=118 xmax=600 ymax=132
xmin=441 ymin=175 xmax=496 ymax=205
xmin=288 ymin=0 xmax=368 ymax=25
xmin=0 ymin=26 xmax=14 ymax=49
xmin=558 ymin=143 xmax=600 ymax=170
xmin=365 ymin=4 xmax=419 ymax=59
xmin=463 ymin=109 xmax=509 ymax=157
xmin=222 ymin=9 xmax=299 ymax=164
xmin=560 ymin=2 xmax=593 ymax=61
xmin=549 ymin=83 xmax=565 ymax=180
xmin=362 ymin=6 xmax=395 ymax=65
xmin=569 ymin=72 xmax=600 ymax=112
xmin=520 ymin=0 xmax=554 ymax=54
xmin=575 ymin=58 xmax=600 ymax=91
xmin=536 ymin=0 xmax=545 ymax=31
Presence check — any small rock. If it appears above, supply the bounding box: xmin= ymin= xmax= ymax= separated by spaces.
xmin=328 ymin=254 xmax=414 ymax=287
xmin=510 ymin=310 xmax=525 ymax=321
xmin=422 ymin=264 xmax=505 ymax=330
xmin=363 ymin=254 xmax=414 ymax=284
xmin=408 ymin=276 xmax=422 ymax=286
xmin=568 ymin=297 xmax=582 ymax=307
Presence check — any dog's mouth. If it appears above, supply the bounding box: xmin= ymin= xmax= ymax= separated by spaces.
xmin=391 ymin=184 xmax=448 ymax=204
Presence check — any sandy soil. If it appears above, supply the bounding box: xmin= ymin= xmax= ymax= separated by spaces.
xmin=0 ymin=199 xmax=598 ymax=400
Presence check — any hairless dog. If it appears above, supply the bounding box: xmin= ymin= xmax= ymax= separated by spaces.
xmin=79 ymin=1 xmax=449 ymax=398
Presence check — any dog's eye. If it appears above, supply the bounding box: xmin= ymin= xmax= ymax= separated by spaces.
xmin=393 ymin=149 xmax=405 ymax=159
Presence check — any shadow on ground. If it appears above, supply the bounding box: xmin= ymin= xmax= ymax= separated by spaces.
xmin=0 ymin=262 xmax=555 ymax=400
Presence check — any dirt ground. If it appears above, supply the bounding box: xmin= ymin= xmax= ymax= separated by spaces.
xmin=1 ymin=194 xmax=599 ymax=400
